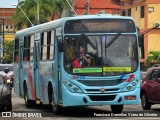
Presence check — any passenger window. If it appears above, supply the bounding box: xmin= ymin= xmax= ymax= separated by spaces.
xmin=23 ymin=36 xmax=31 ymax=61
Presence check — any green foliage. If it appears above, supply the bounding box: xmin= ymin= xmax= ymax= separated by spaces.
xmin=0 ymin=40 xmax=14 ymax=64
xmin=146 ymin=50 xmax=160 ymax=67
xmin=4 ymin=40 xmax=14 ymax=63
xmin=13 ymin=0 xmax=70 ymax=30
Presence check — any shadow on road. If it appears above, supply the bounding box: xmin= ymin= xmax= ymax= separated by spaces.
xmin=22 ymin=104 xmax=112 ymax=117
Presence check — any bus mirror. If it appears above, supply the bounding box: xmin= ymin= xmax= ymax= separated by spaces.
xmin=58 ymin=40 xmax=64 ymax=52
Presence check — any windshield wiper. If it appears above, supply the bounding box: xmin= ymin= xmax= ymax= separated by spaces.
xmin=105 ymin=33 xmax=121 ymax=48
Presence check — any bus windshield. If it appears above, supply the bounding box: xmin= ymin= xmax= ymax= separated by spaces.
xmin=64 ymin=34 xmax=138 ymax=76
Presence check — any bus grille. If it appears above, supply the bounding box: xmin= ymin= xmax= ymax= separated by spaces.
xmin=85 ymin=88 xmax=119 ymax=92
xmin=78 ymin=79 xmax=126 ymax=86
xmin=89 ymin=95 xmax=116 ymax=101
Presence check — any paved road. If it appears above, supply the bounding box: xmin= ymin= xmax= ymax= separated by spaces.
xmin=1 ymin=90 xmax=160 ymax=120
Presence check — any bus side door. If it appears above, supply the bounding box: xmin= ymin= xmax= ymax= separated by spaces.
xmin=34 ymin=33 xmax=41 ymax=102
xmin=18 ymin=37 xmax=24 ymax=96
xmin=56 ymin=27 xmax=63 ymax=103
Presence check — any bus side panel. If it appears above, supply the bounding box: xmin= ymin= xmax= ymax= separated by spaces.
xmin=23 ymin=62 xmax=36 ymax=101
xmin=39 ymin=61 xmax=55 ymax=104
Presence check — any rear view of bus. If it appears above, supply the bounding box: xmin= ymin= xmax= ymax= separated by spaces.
xmin=62 ymin=15 xmax=140 ymax=113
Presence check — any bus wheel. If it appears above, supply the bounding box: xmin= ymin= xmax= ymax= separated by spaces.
xmin=111 ymin=105 xmax=123 ymax=113
xmin=141 ymin=93 xmax=151 ymax=110
xmin=24 ymin=85 xmax=33 ymax=108
xmin=50 ymin=93 xmax=61 ymax=114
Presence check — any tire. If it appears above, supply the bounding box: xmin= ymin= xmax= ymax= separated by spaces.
xmin=141 ymin=93 xmax=151 ymax=110
xmin=24 ymin=85 xmax=33 ymax=108
xmin=111 ymin=105 xmax=123 ymax=113
xmin=6 ymin=102 xmax=12 ymax=111
xmin=49 ymin=92 xmax=62 ymax=114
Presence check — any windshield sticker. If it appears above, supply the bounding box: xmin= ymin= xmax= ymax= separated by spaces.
xmin=73 ymin=68 xmax=102 ymax=73
xmin=103 ymin=67 xmax=131 ymax=72
xmin=118 ymin=74 xmax=127 ymax=81
xmin=71 ymin=75 xmax=85 ymax=80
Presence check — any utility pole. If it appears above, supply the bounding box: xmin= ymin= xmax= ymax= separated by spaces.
xmin=2 ymin=18 xmax=4 ymax=64
xmin=85 ymin=0 xmax=89 ymax=15
xmin=3 ymin=18 xmax=4 ymax=63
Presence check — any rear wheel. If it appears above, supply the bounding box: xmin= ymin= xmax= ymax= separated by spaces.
xmin=111 ymin=105 xmax=123 ymax=113
xmin=141 ymin=93 xmax=151 ymax=110
xmin=24 ymin=85 xmax=34 ymax=108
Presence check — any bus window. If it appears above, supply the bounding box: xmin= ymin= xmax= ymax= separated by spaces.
xmin=23 ymin=36 xmax=31 ymax=61
xmin=47 ymin=31 xmax=51 ymax=59
xmin=14 ymin=38 xmax=19 ymax=62
xmin=50 ymin=30 xmax=55 ymax=60
xmin=42 ymin=32 xmax=47 ymax=60
xmin=40 ymin=33 xmax=44 ymax=60
xmin=30 ymin=35 xmax=34 ymax=61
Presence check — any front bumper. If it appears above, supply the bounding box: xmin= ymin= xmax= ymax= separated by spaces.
xmin=62 ymin=88 xmax=140 ymax=107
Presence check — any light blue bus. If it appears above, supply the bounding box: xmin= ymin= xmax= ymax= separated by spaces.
xmin=14 ymin=14 xmax=140 ymax=113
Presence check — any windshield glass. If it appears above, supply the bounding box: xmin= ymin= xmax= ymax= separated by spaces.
xmin=64 ymin=34 xmax=138 ymax=76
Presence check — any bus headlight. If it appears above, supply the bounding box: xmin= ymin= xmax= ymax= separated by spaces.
xmin=68 ymin=83 xmax=72 ymax=88
xmin=122 ymin=78 xmax=139 ymax=92
xmin=127 ymin=86 xmax=131 ymax=91
xmin=63 ymin=80 xmax=83 ymax=93
xmin=132 ymin=82 xmax=136 ymax=86
xmin=73 ymin=87 xmax=79 ymax=92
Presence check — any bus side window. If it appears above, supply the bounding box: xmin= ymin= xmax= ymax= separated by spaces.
xmin=41 ymin=32 xmax=47 ymax=60
xmin=50 ymin=30 xmax=55 ymax=60
xmin=47 ymin=31 xmax=51 ymax=59
xmin=30 ymin=35 xmax=34 ymax=61
xmin=23 ymin=36 xmax=31 ymax=61
xmin=40 ymin=33 xmax=44 ymax=60
xmin=14 ymin=38 xmax=19 ymax=62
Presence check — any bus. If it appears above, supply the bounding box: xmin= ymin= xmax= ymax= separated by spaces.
xmin=14 ymin=14 xmax=140 ymax=114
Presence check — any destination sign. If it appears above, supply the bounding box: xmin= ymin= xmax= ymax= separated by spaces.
xmin=64 ymin=19 xmax=136 ymax=33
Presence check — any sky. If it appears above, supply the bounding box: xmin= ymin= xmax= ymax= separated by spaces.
xmin=0 ymin=0 xmax=18 ymax=8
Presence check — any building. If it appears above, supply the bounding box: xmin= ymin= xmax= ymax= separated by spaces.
xmin=120 ymin=0 xmax=160 ymax=68
xmin=75 ymin=0 xmax=121 ymax=15
xmin=0 ymin=8 xmax=16 ymax=41
xmin=62 ymin=0 xmax=121 ymax=17
xmin=0 ymin=8 xmax=16 ymax=60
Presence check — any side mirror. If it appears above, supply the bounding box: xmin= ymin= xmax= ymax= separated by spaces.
xmin=157 ymin=78 xmax=160 ymax=83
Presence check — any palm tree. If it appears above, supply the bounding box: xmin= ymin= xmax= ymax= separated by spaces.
xmin=13 ymin=0 xmax=70 ymax=30
xmin=146 ymin=51 xmax=160 ymax=67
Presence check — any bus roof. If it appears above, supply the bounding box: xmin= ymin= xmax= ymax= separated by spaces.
xmin=15 ymin=14 xmax=134 ymax=38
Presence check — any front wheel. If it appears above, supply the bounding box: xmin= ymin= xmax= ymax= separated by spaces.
xmin=111 ymin=105 xmax=123 ymax=113
xmin=49 ymin=92 xmax=62 ymax=114
xmin=141 ymin=93 xmax=151 ymax=110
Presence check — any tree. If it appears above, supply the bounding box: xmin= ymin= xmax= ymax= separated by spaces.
xmin=0 ymin=40 xmax=14 ymax=64
xmin=146 ymin=50 xmax=160 ymax=67
xmin=13 ymin=0 xmax=69 ymax=30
